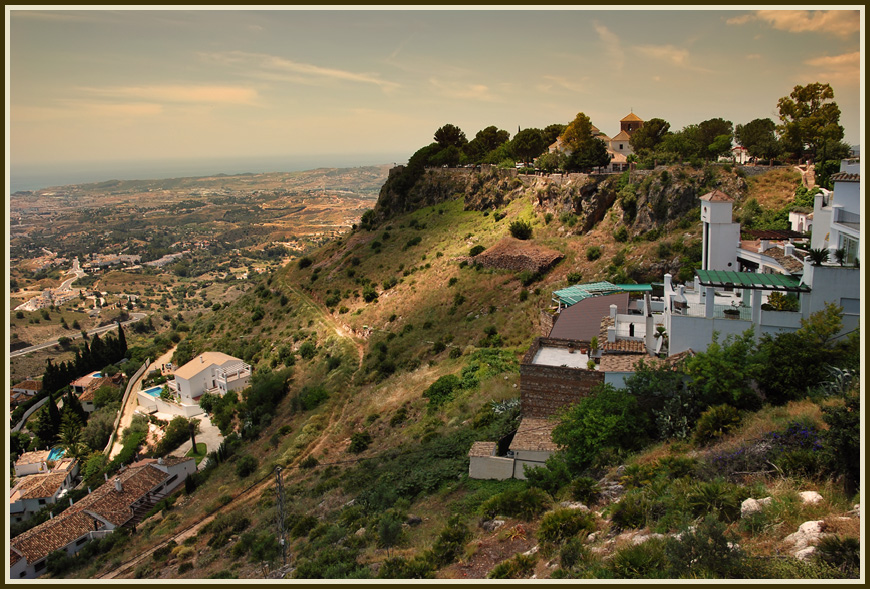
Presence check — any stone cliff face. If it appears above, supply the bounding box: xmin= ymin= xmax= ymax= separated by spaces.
xmin=373 ymin=164 xmax=749 ymax=237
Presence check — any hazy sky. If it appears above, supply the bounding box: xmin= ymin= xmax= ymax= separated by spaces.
xmin=7 ymin=7 xmax=863 ymax=173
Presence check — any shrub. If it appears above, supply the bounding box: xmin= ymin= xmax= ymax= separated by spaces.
xmin=509 ymin=219 xmax=533 ymax=240
xmin=570 ymin=477 xmax=601 ymax=504
xmin=537 ymin=508 xmax=597 ymax=544
xmin=235 ymin=454 xmax=258 ymax=478
xmin=815 ymin=536 xmax=860 ymax=575
xmin=686 ymin=478 xmax=745 ymax=522
xmin=469 ymin=245 xmax=486 ymax=257
xmin=663 ymin=515 xmax=746 ymax=578
xmin=348 ymin=431 xmax=372 ymax=454
xmin=693 ymin=404 xmax=741 ymax=446
xmin=608 ymin=491 xmax=650 ymax=530
xmin=488 ymin=553 xmax=537 ymax=578
xmin=607 ymin=538 xmax=668 ymax=579
xmin=429 ymin=515 xmax=471 ymax=567
xmin=298 ymin=257 xmax=313 ymax=269
xmin=378 ymin=556 xmax=435 ymax=579
xmin=480 ymin=487 xmax=549 ymax=521
xmin=300 ymin=455 xmax=319 ymax=469
xmin=613 ymin=226 xmax=629 ymax=242
xmin=423 ymin=374 xmax=461 ymax=408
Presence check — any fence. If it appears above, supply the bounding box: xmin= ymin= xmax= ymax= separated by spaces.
xmin=103 ymin=359 xmax=150 ymax=454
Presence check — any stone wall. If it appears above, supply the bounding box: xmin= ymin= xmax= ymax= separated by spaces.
xmin=539 ymin=309 xmax=556 ymax=337
xmin=520 ymin=338 xmax=604 ymax=418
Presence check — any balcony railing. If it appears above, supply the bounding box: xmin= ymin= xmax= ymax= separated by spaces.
xmin=679 ymin=302 xmax=752 ymax=321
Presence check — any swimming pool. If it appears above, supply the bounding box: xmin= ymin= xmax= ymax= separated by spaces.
xmin=91 ymin=372 xmax=102 ymax=378
xmin=143 ymin=386 xmax=164 ymax=397
xmin=48 ymin=447 xmax=66 ymax=462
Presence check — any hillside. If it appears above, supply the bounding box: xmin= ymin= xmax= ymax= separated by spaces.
xmin=49 ymin=164 xmax=859 ymax=580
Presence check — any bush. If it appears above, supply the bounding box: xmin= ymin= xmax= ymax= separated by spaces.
xmin=663 ymin=515 xmax=746 ymax=578
xmin=469 ymin=245 xmax=486 ymax=257
xmin=422 ymin=374 xmax=461 ymax=408
xmin=586 ymin=246 xmax=602 ymax=261
xmin=613 ymin=226 xmax=629 ymax=242
xmin=693 ymin=404 xmax=741 ymax=446
xmin=815 ymin=536 xmax=860 ymax=575
xmin=686 ymin=478 xmax=746 ymax=523
xmin=570 ymin=477 xmax=601 ymax=504
xmin=537 ymin=508 xmax=597 ymax=545
xmin=488 ymin=553 xmax=537 ymax=579
xmin=508 ymin=219 xmax=533 ymax=240
xmin=348 ymin=431 xmax=372 ymax=454
xmin=608 ymin=491 xmax=650 ymax=530
xmin=235 ymin=454 xmax=258 ymax=478
xmin=298 ymin=257 xmax=313 ymax=269
xmin=480 ymin=487 xmax=549 ymax=521
xmin=429 ymin=515 xmax=471 ymax=567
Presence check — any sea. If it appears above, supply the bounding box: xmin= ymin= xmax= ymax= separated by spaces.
xmin=9 ymin=153 xmax=406 ymax=193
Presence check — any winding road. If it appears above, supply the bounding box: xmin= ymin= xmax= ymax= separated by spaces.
xmin=10 ymin=313 xmax=148 ymax=358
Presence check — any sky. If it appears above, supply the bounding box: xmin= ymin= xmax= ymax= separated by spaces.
xmin=6 ymin=7 xmax=864 ymax=185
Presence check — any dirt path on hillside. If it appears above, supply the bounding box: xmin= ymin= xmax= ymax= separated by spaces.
xmin=282 ymin=280 xmax=365 ymax=366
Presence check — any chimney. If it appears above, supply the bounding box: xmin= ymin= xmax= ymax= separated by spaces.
xmin=158 ymin=457 xmax=164 ymax=465
xmin=200 ymin=355 xmax=204 ymax=363
xmin=609 ymin=304 xmax=617 ymax=320
xmin=69 ymin=498 xmax=74 ymax=507
xmin=784 ymin=243 xmax=795 ymax=257
xmin=104 ymin=473 xmax=108 ymax=482
xmin=49 ymin=511 xmax=54 ymax=519
xmin=88 ymin=487 xmax=92 ymax=494
xmin=114 ymin=477 xmax=122 ymax=492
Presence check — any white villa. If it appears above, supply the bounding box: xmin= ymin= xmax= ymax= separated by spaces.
xmin=619 ymin=159 xmax=861 ymax=357
xmin=137 ymin=352 xmax=252 ymax=417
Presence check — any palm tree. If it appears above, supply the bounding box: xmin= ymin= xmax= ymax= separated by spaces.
xmin=807 ymin=248 xmax=829 ymax=266
xmin=833 ymin=248 xmax=846 ymax=266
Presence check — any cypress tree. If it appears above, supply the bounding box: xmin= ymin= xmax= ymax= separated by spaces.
xmin=63 ymin=390 xmax=88 ymax=425
xmin=116 ymin=321 xmax=127 ymax=358
xmin=47 ymin=391 xmax=62 ymax=437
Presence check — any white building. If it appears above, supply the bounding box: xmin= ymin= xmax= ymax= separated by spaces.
xmin=169 ymin=352 xmax=252 ymax=403
xmin=633 ymin=163 xmax=860 ymax=356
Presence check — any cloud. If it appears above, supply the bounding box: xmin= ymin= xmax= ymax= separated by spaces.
xmin=593 ymin=21 xmax=624 ymax=71
xmin=727 ymin=10 xmax=860 ymax=38
xmin=428 ymin=78 xmax=497 ymax=102
xmin=79 ymin=85 xmax=260 ymax=106
xmin=538 ymin=75 xmax=592 ymax=95
xmin=201 ymin=51 xmax=399 ymax=91
xmin=633 ymin=44 xmax=712 ymax=73
xmin=804 ymin=51 xmax=861 ymax=86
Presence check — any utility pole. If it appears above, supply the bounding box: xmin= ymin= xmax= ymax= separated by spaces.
xmin=275 ymin=466 xmax=287 ymax=566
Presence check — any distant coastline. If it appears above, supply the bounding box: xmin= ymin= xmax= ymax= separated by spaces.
xmin=9 ymin=153 xmax=405 ymax=193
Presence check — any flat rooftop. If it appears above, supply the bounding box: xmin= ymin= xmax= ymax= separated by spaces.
xmin=532 ymin=345 xmax=591 ymax=369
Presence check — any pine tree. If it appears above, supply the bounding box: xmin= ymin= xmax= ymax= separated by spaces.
xmin=63 ymin=390 xmax=88 ymax=425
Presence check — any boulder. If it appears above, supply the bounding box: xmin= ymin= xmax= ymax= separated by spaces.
xmin=559 ymin=501 xmax=589 ymax=511
xmin=794 ymin=546 xmax=817 ymax=561
xmin=741 ymin=496 xmax=773 ymax=518
xmin=784 ymin=520 xmax=826 ymax=551
xmin=799 ymin=491 xmax=823 ymax=505
xmin=480 ymin=519 xmax=505 ymax=532
xmin=406 ymin=515 xmax=423 ymax=526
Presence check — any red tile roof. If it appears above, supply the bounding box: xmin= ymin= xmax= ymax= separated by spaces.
xmin=621 ymin=112 xmax=643 ymax=122
xmin=699 ymin=189 xmax=733 ymax=202
xmin=509 ymin=417 xmax=559 ymax=453
xmin=831 ymin=172 xmax=859 ymax=182
xmin=468 ymin=441 xmax=497 ymax=458
xmin=12 ymin=380 xmax=42 ymax=392
xmin=11 ymin=511 xmax=105 ymax=565
xmin=10 ymin=472 xmax=68 ymax=500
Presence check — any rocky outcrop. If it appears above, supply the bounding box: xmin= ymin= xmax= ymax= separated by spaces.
xmin=373 ymin=164 xmax=749 ymax=238
xmin=472 ymin=237 xmax=564 ymax=274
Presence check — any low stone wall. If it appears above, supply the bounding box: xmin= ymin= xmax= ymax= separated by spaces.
xmin=521 ymin=338 xmax=604 ymax=418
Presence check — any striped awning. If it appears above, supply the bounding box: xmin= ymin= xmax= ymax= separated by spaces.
xmin=695 ymin=270 xmax=810 ymax=293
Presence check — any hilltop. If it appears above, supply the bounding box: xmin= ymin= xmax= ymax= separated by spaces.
xmin=29 ymin=163 xmax=859 ymax=580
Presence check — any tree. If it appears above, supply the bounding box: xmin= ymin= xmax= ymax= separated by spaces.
xmin=821 ymin=394 xmax=860 ymax=496
xmin=695 ymin=118 xmax=733 ymax=160
xmin=683 ymin=331 xmax=761 ymax=410
xmin=777 ymin=83 xmax=844 ymax=162
xmin=559 ymin=112 xmax=596 ymax=154
xmin=433 ymin=124 xmax=467 ymax=148
xmin=735 ymin=118 xmax=781 ymax=164
xmin=552 ymin=383 xmax=651 ymax=474
xmin=536 ymin=151 xmax=566 ymax=173
xmin=464 ymin=125 xmax=510 ymax=162
xmin=567 ymin=137 xmax=611 ymax=172
xmin=629 ymin=117 xmax=671 ymax=153
xmin=542 ymin=123 xmax=567 ymax=146
xmin=116 ymin=321 xmax=127 ymax=358
xmin=511 ymin=128 xmax=546 ymax=163
xmin=59 ymin=412 xmax=88 ymax=461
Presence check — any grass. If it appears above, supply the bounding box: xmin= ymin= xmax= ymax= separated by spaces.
xmin=186 ymin=442 xmax=208 ymax=465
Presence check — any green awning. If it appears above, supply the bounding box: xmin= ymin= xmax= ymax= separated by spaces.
xmin=553 ymin=281 xmax=651 ymax=306
xmin=695 ymin=270 xmax=810 ymax=293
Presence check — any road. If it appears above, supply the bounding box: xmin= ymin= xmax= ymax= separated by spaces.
xmin=10 ymin=313 xmax=148 ymax=358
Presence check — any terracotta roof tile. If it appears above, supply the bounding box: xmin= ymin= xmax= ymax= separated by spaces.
xmin=468 ymin=442 xmax=497 ymax=458
xmin=699 ymin=189 xmax=733 ymax=202
xmin=510 ymin=417 xmax=559 ymax=453
xmin=621 ymin=112 xmax=643 ymax=122
xmin=10 ymin=472 xmax=68 ymax=501
xmin=68 ymin=464 xmax=169 ymax=526
xmin=598 ymin=316 xmax=647 ymax=353
xmin=11 ymin=511 xmax=105 ymax=564
xmin=16 ymin=450 xmax=50 ymax=466
xmin=831 ymin=172 xmax=859 ymax=182
xmin=761 ymin=246 xmax=805 ymax=273
xmin=611 ymin=130 xmax=632 ymax=141
xmin=13 ymin=380 xmax=42 ymax=392
xmin=173 ymin=352 xmax=241 ymax=380
xmin=599 ymin=354 xmax=648 ymax=372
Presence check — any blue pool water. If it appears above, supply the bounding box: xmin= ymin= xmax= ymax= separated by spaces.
xmin=91 ymin=372 xmax=102 ymax=378
xmin=48 ymin=447 xmax=66 ymax=461
xmin=143 ymin=386 xmax=163 ymax=397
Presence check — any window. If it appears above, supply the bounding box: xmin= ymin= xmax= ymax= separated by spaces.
xmin=619 ymin=144 xmax=623 ymax=150
xmin=38 ymin=499 xmax=46 ymax=505
xmin=839 ymin=235 xmax=858 ymax=264
xmin=34 ymin=560 xmax=46 ymax=572
xmin=76 ymin=537 xmax=88 ymax=546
